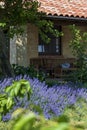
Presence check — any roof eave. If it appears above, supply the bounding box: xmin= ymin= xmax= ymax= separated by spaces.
xmin=45 ymin=15 xmax=87 ymax=23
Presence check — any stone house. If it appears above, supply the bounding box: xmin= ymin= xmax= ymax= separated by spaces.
xmin=10 ymin=0 xmax=87 ymax=77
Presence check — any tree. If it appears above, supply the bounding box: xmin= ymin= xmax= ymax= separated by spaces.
xmin=0 ymin=0 xmax=59 ymax=77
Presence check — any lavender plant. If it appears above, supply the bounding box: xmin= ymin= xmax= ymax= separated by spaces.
xmin=0 ymin=75 xmax=87 ymax=122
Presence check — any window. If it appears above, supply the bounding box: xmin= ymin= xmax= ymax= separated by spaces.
xmin=38 ymin=26 xmax=61 ymax=55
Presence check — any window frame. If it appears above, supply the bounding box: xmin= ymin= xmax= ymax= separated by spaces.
xmin=38 ymin=25 xmax=62 ymax=56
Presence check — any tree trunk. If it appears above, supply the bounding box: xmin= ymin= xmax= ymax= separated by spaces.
xmin=0 ymin=28 xmax=14 ymax=77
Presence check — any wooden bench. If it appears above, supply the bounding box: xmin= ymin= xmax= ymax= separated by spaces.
xmin=61 ymin=67 xmax=77 ymax=77
xmin=52 ymin=60 xmax=77 ymax=78
xmin=30 ymin=57 xmax=77 ymax=78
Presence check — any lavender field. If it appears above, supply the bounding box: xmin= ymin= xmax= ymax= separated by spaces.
xmin=0 ymin=75 xmax=87 ymax=124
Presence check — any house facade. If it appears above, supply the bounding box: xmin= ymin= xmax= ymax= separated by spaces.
xmin=10 ymin=0 xmax=87 ymax=77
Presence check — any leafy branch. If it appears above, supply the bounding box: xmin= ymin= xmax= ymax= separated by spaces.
xmin=0 ymin=80 xmax=32 ymax=120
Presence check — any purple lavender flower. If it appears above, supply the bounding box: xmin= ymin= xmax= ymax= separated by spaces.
xmin=0 ymin=75 xmax=87 ymax=121
xmin=2 ymin=113 xmax=11 ymax=121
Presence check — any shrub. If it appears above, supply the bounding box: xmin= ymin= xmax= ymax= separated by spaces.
xmin=69 ymin=25 xmax=87 ymax=83
xmin=12 ymin=64 xmax=45 ymax=81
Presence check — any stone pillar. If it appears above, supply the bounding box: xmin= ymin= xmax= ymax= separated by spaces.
xmin=10 ymin=26 xmax=28 ymax=67
xmin=27 ymin=23 xmax=38 ymax=64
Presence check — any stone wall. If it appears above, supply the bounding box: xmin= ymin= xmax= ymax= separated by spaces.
xmin=62 ymin=25 xmax=87 ymax=58
xmin=62 ymin=26 xmax=73 ymax=58
xmin=10 ymin=24 xmax=87 ymax=66
xmin=27 ymin=23 xmax=38 ymax=64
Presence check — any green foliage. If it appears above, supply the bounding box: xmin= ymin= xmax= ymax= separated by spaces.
xmin=0 ymin=93 xmax=13 ymax=120
xmin=45 ymin=79 xmax=60 ymax=87
xmin=11 ymin=110 xmax=63 ymax=130
xmin=12 ymin=112 xmax=36 ymax=130
xmin=0 ymin=0 xmax=60 ymax=42
xmin=12 ymin=64 xmax=45 ymax=81
xmin=56 ymin=115 xmax=70 ymax=123
xmin=10 ymin=110 xmax=83 ymax=130
xmin=0 ymin=23 xmax=6 ymax=27
xmin=0 ymin=121 xmax=13 ymax=130
xmin=38 ymin=20 xmax=63 ymax=43
xmin=1 ymin=94 xmax=87 ymax=130
xmin=0 ymin=80 xmax=32 ymax=120
xmin=5 ymin=79 xmax=32 ymax=99
xmin=64 ymin=98 xmax=87 ymax=129
xmin=0 ymin=0 xmax=61 ymax=77
xmin=0 ymin=107 xmax=87 ymax=130
xmin=69 ymin=25 xmax=87 ymax=82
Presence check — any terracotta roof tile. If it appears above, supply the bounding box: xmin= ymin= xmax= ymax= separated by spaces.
xmin=38 ymin=0 xmax=87 ymax=18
